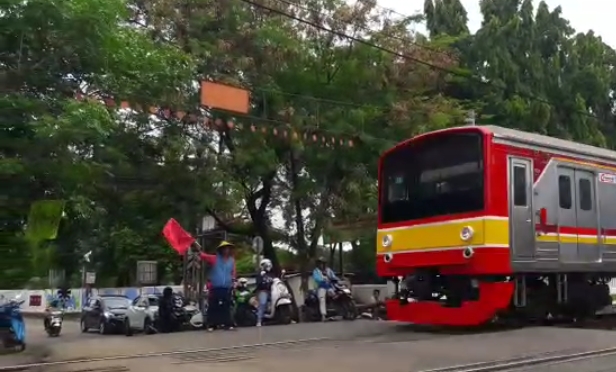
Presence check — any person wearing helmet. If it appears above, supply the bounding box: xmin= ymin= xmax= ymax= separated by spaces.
xmin=312 ymin=257 xmax=338 ymax=321
xmin=200 ymin=241 xmax=236 ymax=331
xmin=236 ymin=277 xmax=249 ymax=291
xmin=255 ymin=258 xmax=275 ymax=326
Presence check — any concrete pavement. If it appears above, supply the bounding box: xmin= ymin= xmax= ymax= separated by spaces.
xmin=24 ymin=325 xmax=616 ymax=372
xmin=5 ymin=320 xmax=616 ymax=372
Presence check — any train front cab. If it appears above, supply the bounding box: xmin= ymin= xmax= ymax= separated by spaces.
xmin=376 ymin=126 xmax=515 ymax=326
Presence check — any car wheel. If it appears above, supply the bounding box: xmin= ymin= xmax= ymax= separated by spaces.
xmin=99 ymin=319 xmax=108 ymax=335
xmin=124 ymin=318 xmax=133 ymax=337
xmin=80 ymin=318 xmax=88 ymax=333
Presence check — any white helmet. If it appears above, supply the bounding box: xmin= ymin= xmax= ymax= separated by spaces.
xmin=238 ymin=277 xmax=248 ymax=285
xmin=260 ymin=258 xmax=273 ymax=271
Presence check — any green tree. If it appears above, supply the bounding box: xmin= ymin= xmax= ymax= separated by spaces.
xmin=425 ymin=0 xmax=616 ymax=147
xmin=1 ymin=0 xmax=193 ymax=287
xmin=127 ymin=0 xmax=467 ymax=281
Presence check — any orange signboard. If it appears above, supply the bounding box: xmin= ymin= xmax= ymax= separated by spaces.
xmin=200 ymin=82 xmax=250 ymax=114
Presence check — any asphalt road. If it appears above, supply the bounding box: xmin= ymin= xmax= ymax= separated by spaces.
xmin=6 ymin=320 xmax=616 ymax=372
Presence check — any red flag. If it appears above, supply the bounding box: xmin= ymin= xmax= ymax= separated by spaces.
xmin=162 ymin=218 xmax=195 ymax=255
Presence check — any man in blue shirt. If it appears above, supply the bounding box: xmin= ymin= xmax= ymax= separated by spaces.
xmin=201 ymin=241 xmax=236 ymax=331
xmin=312 ymin=257 xmax=338 ymax=321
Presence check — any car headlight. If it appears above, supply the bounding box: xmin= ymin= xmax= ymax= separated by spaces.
xmin=460 ymin=226 xmax=474 ymax=241
xmin=382 ymin=234 xmax=393 ymax=248
xmin=103 ymin=311 xmax=114 ymax=318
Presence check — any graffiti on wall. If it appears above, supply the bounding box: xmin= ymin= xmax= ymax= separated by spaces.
xmin=0 ymin=285 xmax=184 ymax=313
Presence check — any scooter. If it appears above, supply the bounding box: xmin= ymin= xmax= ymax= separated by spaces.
xmin=256 ymin=271 xmax=294 ymax=325
xmin=44 ymin=309 xmax=64 ymax=337
xmin=182 ymin=302 xmax=204 ymax=329
xmin=0 ymin=295 xmax=26 ymax=351
xmin=161 ymin=295 xmax=204 ymax=332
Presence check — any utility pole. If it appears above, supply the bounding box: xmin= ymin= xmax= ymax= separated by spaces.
xmin=465 ymin=110 xmax=476 ymax=126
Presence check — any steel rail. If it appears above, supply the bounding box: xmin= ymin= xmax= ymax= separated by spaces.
xmin=0 ymin=337 xmax=330 ymax=371
xmin=416 ymin=346 xmax=616 ymax=372
xmin=414 ymin=348 xmax=583 ymax=372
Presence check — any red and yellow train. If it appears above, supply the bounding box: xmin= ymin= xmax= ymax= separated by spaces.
xmin=376 ymin=125 xmax=616 ymax=326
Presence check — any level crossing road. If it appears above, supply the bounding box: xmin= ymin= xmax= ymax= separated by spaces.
xmin=7 ymin=320 xmax=616 ymax=372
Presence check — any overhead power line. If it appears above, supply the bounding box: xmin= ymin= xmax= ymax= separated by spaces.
xmin=271 ymin=0 xmax=456 ymax=60
xmin=240 ymin=0 xmax=601 ymax=121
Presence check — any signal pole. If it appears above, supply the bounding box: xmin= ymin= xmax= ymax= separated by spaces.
xmin=465 ymin=110 xmax=476 ymax=126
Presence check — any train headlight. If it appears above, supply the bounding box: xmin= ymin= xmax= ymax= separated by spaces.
xmin=382 ymin=234 xmax=393 ymax=248
xmin=460 ymin=226 xmax=474 ymax=241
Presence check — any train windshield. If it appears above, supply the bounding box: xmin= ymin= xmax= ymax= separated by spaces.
xmin=380 ymin=132 xmax=484 ymax=224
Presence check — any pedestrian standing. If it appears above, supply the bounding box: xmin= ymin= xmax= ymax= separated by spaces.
xmin=200 ymin=241 xmax=236 ymax=331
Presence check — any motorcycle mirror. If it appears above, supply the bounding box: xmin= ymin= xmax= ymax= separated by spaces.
xmin=281 ymin=269 xmax=286 ymax=277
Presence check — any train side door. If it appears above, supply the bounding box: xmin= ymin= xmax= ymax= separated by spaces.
xmin=509 ymin=157 xmax=534 ymax=260
xmin=574 ymin=169 xmax=600 ymax=262
xmin=556 ymin=167 xmax=578 ymax=262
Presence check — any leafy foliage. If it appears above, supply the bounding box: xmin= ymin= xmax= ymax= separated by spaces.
xmin=4 ymin=0 xmax=616 ymax=288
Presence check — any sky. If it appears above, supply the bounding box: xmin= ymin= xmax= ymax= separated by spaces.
xmin=376 ymin=0 xmax=616 ymax=48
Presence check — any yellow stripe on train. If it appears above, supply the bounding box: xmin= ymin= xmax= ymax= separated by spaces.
xmin=537 ymin=235 xmax=616 ymax=245
xmin=376 ymin=217 xmax=509 ymax=254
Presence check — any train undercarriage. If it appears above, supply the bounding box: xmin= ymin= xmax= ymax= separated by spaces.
xmin=391 ymin=271 xmax=613 ymax=326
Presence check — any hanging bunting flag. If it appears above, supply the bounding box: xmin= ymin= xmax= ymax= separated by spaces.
xmin=74 ymin=82 xmax=360 ymax=148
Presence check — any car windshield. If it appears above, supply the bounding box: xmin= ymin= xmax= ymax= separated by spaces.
xmin=380 ymin=132 xmax=485 ymax=223
xmin=103 ymin=297 xmax=130 ymax=309
xmin=148 ymin=297 xmax=159 ymax=306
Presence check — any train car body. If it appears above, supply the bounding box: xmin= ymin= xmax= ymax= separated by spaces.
xmin=377 ymin=125 xmax=616 ymax=326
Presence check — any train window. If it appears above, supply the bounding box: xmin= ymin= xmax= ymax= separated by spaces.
xmin=513 ymin=165 xmax=527 ymax=206
xmin=380 ymin=132 xmax=484 ymax=223
xmin=558 ymin=175 xmax=572 ymax=209
xmin=387 ymin=175 xmax=408 ymax=202
xmin=579 ymin=178 xmax=592 ymax=211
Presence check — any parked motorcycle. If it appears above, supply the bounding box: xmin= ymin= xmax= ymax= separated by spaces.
xmin=176 ymin=300 xmax=203 ymax=330
xmin=302 ymin=280 xmax=357 ymax=321
xmin=44 ymin=309 xmax=64 ymax=337
xmin=0 ymin=295 xmax=26 ymax=351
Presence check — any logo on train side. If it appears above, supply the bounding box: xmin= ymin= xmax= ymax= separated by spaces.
xmin=599 ymin=173 xmax=616 ymax=184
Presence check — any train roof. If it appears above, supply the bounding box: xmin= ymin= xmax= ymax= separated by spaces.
xmin=482 ymin=125 xmax=616 ymax=163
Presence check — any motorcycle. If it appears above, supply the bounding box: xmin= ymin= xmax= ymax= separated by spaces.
xmin=233 ymin=273 xmax=294 ymax=326
xmin=302 ymin=279 xmax=358 ymax=321
xmin=167 ymin=295 xmax=203 ymax=331
xmin=44 ymin=309 xmax=64 ymax=337
xmin=179 ymin=301 xmax=204 ymax=329
xmin=256 ymin=272 xmax=294 ymax=325
xmin=233 ymin=285 xmax=258 ymax=327
xmin=0 ymin=294 xmax=26 ymax=351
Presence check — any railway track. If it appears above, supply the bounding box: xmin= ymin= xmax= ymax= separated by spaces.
xmin=6 ymin=315 xmax=616 ymax=372
xmin=416 ymin=345 xmax=616 ymax=372
xmin=0 ymin=337 xmax=333 ymax=372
